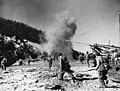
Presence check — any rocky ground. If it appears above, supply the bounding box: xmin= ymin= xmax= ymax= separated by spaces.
xmin=0 ymin=61 xmax=120 ymax=91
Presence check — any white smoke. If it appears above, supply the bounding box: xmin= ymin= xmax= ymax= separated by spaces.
xmin=40 ymin=11 xmax=77 ymax=59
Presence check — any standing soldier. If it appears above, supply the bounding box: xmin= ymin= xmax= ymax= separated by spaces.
xmin=91 ymin=53 xmax=97 ymax=67
xmin=28 ymin=55 xmax=32 ymax=66
xmin=47 ymin=55 xmax=54 ymax=69
xmin=86 ymin=51 xmax=90 ymax=67
xmin=79 ymin=53 xmax=85 ymax=64
xmin=95 ymin=53 xmax=109 ymax=88
xmin=1 ymin=57 xmax=7 ymax=70
xmin=58 ymin=53 xmax=77 ymax=82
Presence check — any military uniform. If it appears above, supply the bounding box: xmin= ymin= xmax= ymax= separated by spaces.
xmin=28 ymin=55 xmax=32 ymax=66
xmin=86 ymin=51 xmax=90 ymax=67
xmin=79 ymin=53 xmax=85 ymax=64
xmin=1 ymin=57 xmax=7 ymax=70
xmin=47 ymin=55 xmax=53 ymax=69
xmin=96 ymin=56 xmax=109 ymax=88
xmin=90 ymin=54 xmax=96 ymax=67
xmin=58 ymin=54 xmax=75 ymax=81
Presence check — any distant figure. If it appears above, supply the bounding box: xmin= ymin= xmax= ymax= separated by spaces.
xmin=42 ymin=55 xmax=46 ymax=62
xmin=95 ymin=53 xmax=110 ymax=88
xmin=19 ymin=59 xmax=23 ymax=66
xmin=58 ymin=53 xmax=77 ymax=82
xmin=105 ymin=53 xmax=110 ymax=65
xmin=28 ymin=55 xmax=32 ymax=66
xmin=47 ymin=55 xmax=54 ymax=69
xmin=111 ymin=50 xmax=117 ymax=67
xmin=85 ymin=51 xmax=90 ymax=67
xmin=1 ymin=57 xmax=7 ymax=70
xmin=79 ymin=53 xmax=85 ymax=64
xmin=90 ymin=53 xmax=96 ymax=67
xmin=105 ymin=53 xmax=110 ymax=60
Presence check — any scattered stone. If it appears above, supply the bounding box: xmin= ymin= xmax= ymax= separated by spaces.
xmin=0 ymin=63 xmax=120 ymax=91
xmin=45 ymin=84 xmax=65 ymax=90
xmin=0 ymin=76 xmax=4 ymax=79
xmin=3 ymin=71 xmax=9 ymax=74
xmin=26 ymin=68 xmax=37 ymax=72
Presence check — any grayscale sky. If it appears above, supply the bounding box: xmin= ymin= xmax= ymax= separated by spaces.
xmin=0 ymin=0 xmax=120 ymax=52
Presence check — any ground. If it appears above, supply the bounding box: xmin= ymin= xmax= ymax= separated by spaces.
xmin=0 ymin=60 xmax=120 ymax=91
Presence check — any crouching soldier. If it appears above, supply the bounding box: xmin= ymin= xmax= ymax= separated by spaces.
xmin=58 ymin=53 xmax=77 ymax=82
xmin=1 ymin=57 xmax=7 ymax=70
xmin=95 ymin=53 xmax=110 ymax=88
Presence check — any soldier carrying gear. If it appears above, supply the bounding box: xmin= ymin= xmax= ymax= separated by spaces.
xmin=95 ymin=54 xmax=110 ymax=88
xmin=1 ymin=57 xmax=7 ymax=70
xmin=58 ymin=53 xmax=77 ymax=82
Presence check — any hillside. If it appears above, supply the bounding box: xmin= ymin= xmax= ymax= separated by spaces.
xmin=0 ymin=17 xmax=46 ymax=43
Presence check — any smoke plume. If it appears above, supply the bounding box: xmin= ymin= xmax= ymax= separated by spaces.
xmin=42 ymin=11 xmax=77 ymax=59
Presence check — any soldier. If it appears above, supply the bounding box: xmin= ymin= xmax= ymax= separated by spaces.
xmin=95 ymin=53 xmax=110 ymax=88
xmin=19 ymin=59 xmax=23 ymax=66
xmin=58 ymin=53 xmax=77 ymax=82
xmin=28 ymin=55 xmax=32 ymax=66
xmin=91 ymin=53 xmax=97 ymax=67
xmin=85 ymin=51 xmax=90 ymax=67
xmin=47 ymin=55 xmax=54 ymax=69
xmin=1 ymin=57 xmax=7 ymax=70
xmin=79 ymin=53 xmax=85 ymax=64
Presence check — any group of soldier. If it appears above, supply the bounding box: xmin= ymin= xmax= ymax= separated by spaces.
xmin=79 ymin=51 xmax=112 ymax=88
xmin=0 ymin=46 xmax=118 ymax=88
xmin=0 ymin=51 xmax=111 ymax=88
xmin=79 ymin=51 xmax=97 ymax=67
xmin=57 ymin=51 xmax=113 ymax=88
xmin=18 ymin=55 xmax=32 ymax=66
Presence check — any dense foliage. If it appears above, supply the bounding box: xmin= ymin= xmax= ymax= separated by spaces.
xmin=0 ymin=36 xmax=39 ymax=66
xmin=0 ymin=17 xmax=47 ymax=66
xmin=0 ymin=17 xmax=46 ymax=43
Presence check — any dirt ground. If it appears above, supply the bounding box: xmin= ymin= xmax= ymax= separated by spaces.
xmin=0 ymin=60 xmax=120 ymax=91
